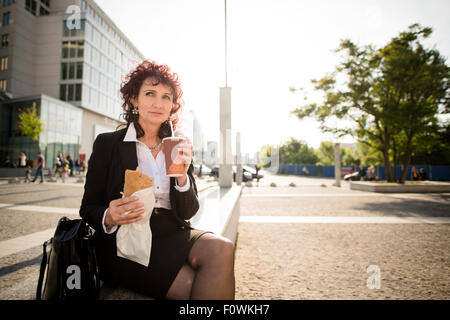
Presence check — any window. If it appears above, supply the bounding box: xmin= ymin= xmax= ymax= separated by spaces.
xmin=84 ymin=64 xmax=90 ymax=83
xmin=61 ymin=63 xmax=68 ymax=80
xmin=1 ymin=34 xmax=8 ymax=47
xmin=62 ymin=19 xmax=86 ymax=37
xmin=75 ymin=84 xmax=82 ymax=101
xmin=2 ymin=12 xmax=10 ymax=26
xmin=92 ymin=48 xmax=99 ymax=65
xmin=25 ymin=0 xmax=37 ymax=15
xmin=68 ymin=84 xmax=74 ymax=101
xmin=76 ymin=62 xmax=83 ymax=79
xmin=85 ymin=42 xmax=91 ymax=62
xmin=77 ymin=41 xmax=84 ymax=58
xmin=40 ymin=7 xmax=49 ymax=16
xmin=69 ymin=42 xmax=76 ymax=58
xmin=85 ymin=22 xmax=92 ymax=41
xmin=0 ymin=79 xmax=6 ymax=91
xmin=68 ymin=63 xmax=75 ymax=79
xmin=60 ymin=84 xmax=67 ymax=100
xmin=85 ymin=86 xmax=90 ymax=104
xmin=62 ymin=41 xmax=69 ymax=58
xmin=1 ymin=56 xmax=7 ymax=71
xmin=3 ymin=0 xmax=13 ymax=7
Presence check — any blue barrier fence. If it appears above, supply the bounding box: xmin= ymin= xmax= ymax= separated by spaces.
xmin=278 ymin=164 xmax=450 ymax=181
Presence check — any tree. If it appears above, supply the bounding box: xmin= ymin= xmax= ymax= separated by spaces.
xmin=18 ymin=103 xmax=44 ymax=141
xmin=258 ymin=144 xmax=272 ymax=168
xmin=341 ymin=147 xmax=360 ymax=166
xmin=315 ymin=141 xmax=335 ymax=165
xmin=291 ymin=24 xmax=450 ymax=183
xmin=277 ymin=138 xmax=318 ymax=165
xmin=409 ymin=122 xmax=450 ymax=165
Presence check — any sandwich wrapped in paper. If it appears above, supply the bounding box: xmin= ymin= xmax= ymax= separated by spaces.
xmin=116 ymin=167 xmax=155 ymax=266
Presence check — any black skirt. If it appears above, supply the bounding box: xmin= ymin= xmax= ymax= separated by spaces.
xmin=105 ymin=207 xmax=211 ymax=299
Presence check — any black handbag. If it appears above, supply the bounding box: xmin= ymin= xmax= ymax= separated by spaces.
xmin=36 ymin=217 xmax=100 ymax=300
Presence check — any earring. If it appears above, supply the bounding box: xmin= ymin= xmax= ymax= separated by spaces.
xmin=132 ymin=105 xmax=139 ymax=115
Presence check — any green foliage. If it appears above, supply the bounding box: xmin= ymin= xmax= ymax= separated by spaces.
xmin=18 ymin=104 xmax=44 ymax=141
xmin=291 ymin=24 xmax=450 ymax=182
xmin=258 ymin=145 xmax=272 ymax=168
xmin=315 ymin=141 xmax=335 ymax=165
xmin=341 ymin=147 xmax=360 ymax=166
xmin=278 ymin=138 xmax=319 ymax=165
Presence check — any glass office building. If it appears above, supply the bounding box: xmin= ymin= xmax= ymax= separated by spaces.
xmin=60 ymin=1 xmax=143 ymax=121
xmin=0 ymin=0 xmax=146 ymax=166
xmin=0 ymin=94 xmax=82 ymax=167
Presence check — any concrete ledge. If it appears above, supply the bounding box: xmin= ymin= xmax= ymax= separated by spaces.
xmin=0 ymin=168 xmax=53 ymax=178
xmin=190 ymin=185 xmax=242 ymax=243
xmin=350 ymin=181 xmax=450 ymax=193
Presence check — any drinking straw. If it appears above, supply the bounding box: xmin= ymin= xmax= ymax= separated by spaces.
xmin=169 ymin=119 xmax=174 ymax=137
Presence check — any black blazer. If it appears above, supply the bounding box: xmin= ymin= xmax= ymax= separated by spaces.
xmin=79 ymin=126 xmax=199 ymax=230
xmin=79 ymin=127 xmax=199 ymax=282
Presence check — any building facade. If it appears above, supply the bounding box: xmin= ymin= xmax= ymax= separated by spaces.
xmin=0 ymin=0 xmax=145 ymax=167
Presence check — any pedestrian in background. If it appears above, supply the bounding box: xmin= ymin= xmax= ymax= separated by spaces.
xmin=31 ymin=152 xmax=45 ymax=184
xmin=19 ymin=152 xmax=27 ymax=168
xmin=419 ymin=168 xmax=427 ymax=181
xmin=367 ymin=165 xmax=376 ymax=181
xmin=55 ymin=157 xmax=64 ymax=182
xmin=75 ymin=158 xmax=81 ymax=175
xmin=302 ymin=166 xmax=309 ymax=176
xmin=67 ymin=155 xmax=74 ymax=177
xmin=358 ymin=165 xmax=367 ymax=181
xmin=2 ymin=156 xmax=15 ymax=168
xmin=411 ymin=167 xmax=419 ymax=181
xmin=24 ymin=165 xmax=32 ymax=183
xmin=255 ymin=164 xmax=261 ymax=182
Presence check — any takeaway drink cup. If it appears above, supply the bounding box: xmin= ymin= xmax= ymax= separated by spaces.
xmin=162 ymin=136 xmax=186 ymax=177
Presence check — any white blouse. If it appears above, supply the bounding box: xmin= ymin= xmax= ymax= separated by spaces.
xmin=102 ymin=122 xmax=190 ymax=233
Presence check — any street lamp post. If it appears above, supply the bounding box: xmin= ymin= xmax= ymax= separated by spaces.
xmin=219 ymin=0 xmax=233 ymax=187
xmin=334 ymin=143 xmax=341 ymax=187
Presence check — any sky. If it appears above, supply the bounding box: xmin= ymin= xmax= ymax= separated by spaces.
xmin=95 ymin=0 xmax=450 ymax=156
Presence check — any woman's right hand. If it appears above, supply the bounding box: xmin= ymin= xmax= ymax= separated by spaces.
xmin=105 ymin=196 xmax=144 ymax=228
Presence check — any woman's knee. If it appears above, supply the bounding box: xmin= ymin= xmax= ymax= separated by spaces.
xmin=218 ymin=237 xmax=235 ymax=261
xmin=190 ymin=234 xmax=235 ymax=268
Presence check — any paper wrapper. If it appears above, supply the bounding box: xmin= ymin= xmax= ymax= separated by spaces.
xmin=116 ymin=187 xmax=155 ymax=266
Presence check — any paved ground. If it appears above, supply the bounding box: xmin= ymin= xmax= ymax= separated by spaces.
xmin=0 ymin=174 xmax=217 ymax=298
xmin=0 ymin=170 xmax=449 ymax=300
xmin=234 ymin=170 xmax=450 ymax=299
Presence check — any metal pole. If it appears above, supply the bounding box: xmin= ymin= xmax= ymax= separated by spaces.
xmin=224 ymin=0 xmax=228 ymax=87
xmin=334 ymin=143 xmax=341 ymax=187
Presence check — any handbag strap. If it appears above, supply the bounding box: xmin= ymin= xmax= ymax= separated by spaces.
xmin=36 ymin=239 xmax=50 ymax=300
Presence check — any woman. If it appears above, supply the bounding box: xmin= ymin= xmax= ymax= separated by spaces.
xmin=411 ymin=166 xmax=419 ymax=181
xmin=79 ymin=60 xmax=235 ymax=300
xmin=19 ymin=152 xmax=27 ymax=168
xmin=367 ymin=165 xmax=376 ymax=181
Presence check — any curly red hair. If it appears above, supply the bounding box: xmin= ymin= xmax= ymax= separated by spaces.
xmin=119 ymin=60 xmax=183 ymax=139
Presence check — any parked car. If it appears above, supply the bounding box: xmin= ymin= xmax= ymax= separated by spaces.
xmin=210 ymin=166 xmax=219 ymax=178
xmin=193 ymin=164 xmax=212 ymax=177
xmin=344 ymin=171 xmax=358 ymax=181
xmin=344 ymin=171 xmax=364 ymax=181
xmin=210 ymin=166 xmax=253 ymax=182
xmin=242 ymin=165 xmax=264 ymax=180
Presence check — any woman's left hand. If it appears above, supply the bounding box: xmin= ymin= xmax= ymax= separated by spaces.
xmin=174 ymin=137 xmax=193 ymax=184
